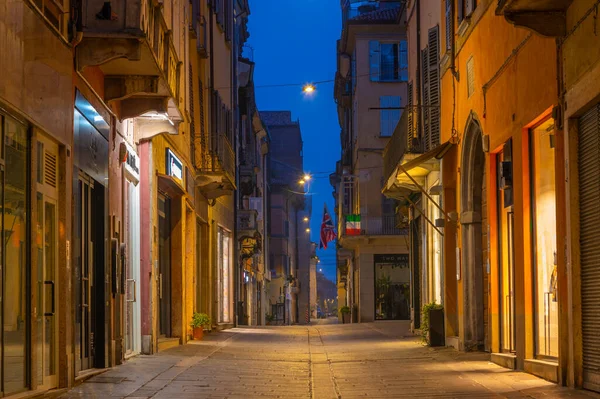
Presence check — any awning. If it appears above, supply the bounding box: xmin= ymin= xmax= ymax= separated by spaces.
xmin=382 ymin=141 xmax=456 ymax=234
xmin=157 ymin=173 xmax=186 ymax=198
xmin=384 ymin=141 xmax=454 ymax=196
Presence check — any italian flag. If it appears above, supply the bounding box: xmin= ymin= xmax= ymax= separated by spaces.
xmin=346 ymin=214 xmax=361 ymax=236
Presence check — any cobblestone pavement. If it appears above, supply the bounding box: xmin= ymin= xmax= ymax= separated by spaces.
xmin=59 ymin=322 xmax=600 ymax=399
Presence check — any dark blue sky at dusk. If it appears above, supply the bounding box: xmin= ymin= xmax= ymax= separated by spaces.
xmin=246 ymin=1 xmax=341 ymax=282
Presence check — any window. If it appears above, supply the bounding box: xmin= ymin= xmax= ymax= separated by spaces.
xmin=380 ymin=96 xmax=401 ymax=137
xmin=218 ymin=227 xmax=231 ymax=323
xmin=467 ymin=56 xmax=475 ymax=97
xmin=530 ymin=118 xmax=558 ymax=358
xmin=369 ymin=40 xmax=408 ymax=82
xmin=458 ymin=0 xmax=476 ymax=23
xmin=446 ymin=0 xmax=453 ymax=51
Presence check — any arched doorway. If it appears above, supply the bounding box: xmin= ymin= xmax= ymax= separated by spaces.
xmin=459 ymin=112 xmax=486 ymax=351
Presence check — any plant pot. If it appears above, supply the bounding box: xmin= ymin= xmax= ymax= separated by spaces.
xmin=428 ymin=308 xmax=445 ymax=347
xmin=341 ymin=313 xmax=350 ymax=324
xmin=193 ymin=327 xmax=204 ymax=340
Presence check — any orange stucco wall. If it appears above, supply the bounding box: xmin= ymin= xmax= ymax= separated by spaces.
xmin=439 ymin=0 xmax=558 ymax=364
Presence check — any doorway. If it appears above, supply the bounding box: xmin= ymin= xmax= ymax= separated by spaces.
xmin=497 ymin=148 xmax=516 ymax=353
xmin=125 ymin=180 xmax=140 ymax=355
xmin=158 ymin=194 xmax=171 ymax=337
xmin=35 ymin=134 xmax=59 ymax=389
xmin=459 ymin=113 xmax=486 ymax=350
xmin=75 ymin=173 xmax=105 ymax=371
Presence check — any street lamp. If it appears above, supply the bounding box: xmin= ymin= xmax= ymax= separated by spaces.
xmin=303 ymin=173 xmax=311 ymax=181
xmin=302 ymin=84 xmax=316 ymax=94
xmin=303 ymin=217 xmax=309 ymax=222
xmin=306 ymin=228 xmax=310 ymax=233
xmin=298 ymin=179 xmax=305 ymax=185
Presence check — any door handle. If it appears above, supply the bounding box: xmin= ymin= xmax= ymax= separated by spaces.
xmin=159 ymin=274 xmax=163 ymax=299
xmin=127 ymin=279 xmax=136 ymax=303
xmin=44 ymin=280 xmax=55 ymax=316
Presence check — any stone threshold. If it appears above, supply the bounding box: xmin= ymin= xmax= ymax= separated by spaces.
xmin=491 ymin=352 xmax=517 ymax=370
xmin=524 ymin=358 xmax=558 ymax=383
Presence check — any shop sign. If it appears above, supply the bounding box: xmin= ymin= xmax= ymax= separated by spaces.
xmin=166 ymin=149 xmax=183 ymax=181
xmin=120 ymin=142 xmax=139 ymax=183
xmin=373 ymin=254 xmax=409 ymax=268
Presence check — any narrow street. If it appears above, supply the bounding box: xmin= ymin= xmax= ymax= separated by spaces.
xmin=60 ymin=323 xmax=598 ymax=399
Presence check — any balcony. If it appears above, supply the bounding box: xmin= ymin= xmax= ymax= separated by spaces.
xmin=76 ymin=0 xmax=182 ymax=127
xmin=238 ymin=209 xmax=259 ymax=239
xmin=496 ymin=0 xmax=572 ymax=37
xmin=196 ymin=132 xmax=236 ymax=199
xmin=340 ymin=215 xmax=407 ymax=238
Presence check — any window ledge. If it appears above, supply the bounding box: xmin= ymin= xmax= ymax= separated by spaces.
xmin=457 ymin=18 xmax=471 ymax=37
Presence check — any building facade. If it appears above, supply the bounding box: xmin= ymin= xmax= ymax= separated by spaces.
xmin=0 ymin=0 xmax=251 ymax=395
xmin=333 ymin=0 xmax=410 ymax=323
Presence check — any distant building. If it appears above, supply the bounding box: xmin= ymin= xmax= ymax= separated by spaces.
xmin=332 ymin=0 xmax=410 ymax=323
xmin=262 ymin=111 xmax=312 ymax=324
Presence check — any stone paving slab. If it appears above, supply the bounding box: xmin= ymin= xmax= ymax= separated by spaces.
xmin=58 ymin=323 xmax=600 ymax=398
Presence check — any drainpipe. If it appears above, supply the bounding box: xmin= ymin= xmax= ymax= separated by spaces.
xmin=232 ymin=6 xmax=240 ymax=328
xmin=208 ymin=1 xmax=215 ymax=326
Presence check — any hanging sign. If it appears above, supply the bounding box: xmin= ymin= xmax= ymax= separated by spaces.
xmin=166 ymin=149 xmax=183 ymax=180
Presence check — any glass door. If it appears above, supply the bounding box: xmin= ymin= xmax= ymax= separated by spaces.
xmin=125 ymin=180 xmax=140 ymax=355
xmin=497 ymin=151 xmax=516 ymax=353
xmin=3 ymin=114 xmax=29 ymax=395
xmin=78 ymin=174 xmax=94 ymax=370
xmin=36 ymin=198 xmax=58 ymax=389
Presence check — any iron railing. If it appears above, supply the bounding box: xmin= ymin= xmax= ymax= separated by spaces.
xmin=341 ymin=215 xmax=408 ymax=236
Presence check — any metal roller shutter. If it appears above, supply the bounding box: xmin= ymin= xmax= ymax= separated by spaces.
xmin=580 ymin=103 xmax=600 ymax=391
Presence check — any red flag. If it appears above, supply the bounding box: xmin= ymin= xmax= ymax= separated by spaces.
xmin=320 ymin=203 xmax=337 ymax=249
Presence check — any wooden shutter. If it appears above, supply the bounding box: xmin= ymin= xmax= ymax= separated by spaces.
xmin=189 ymin=64 xmax=195 ymax=145
xmin=407 ymin=81 xmax=414 ymax=148
xmin=457 ymin=0 xmax=464 ymax=23
xmin=421 ymin=48 xmax=430 ymax=151
xmin=579 ymin=103 xmax=600 ymax=391
xmin=428 ymin=26 xmax=440 ymax=149
xmin=446 ymin=0 xmax=453 ymax=51
xmin=390 ymin=96 xmax=401 ymax=136
xmin=369 ymin=41 xmax=381 ymax=82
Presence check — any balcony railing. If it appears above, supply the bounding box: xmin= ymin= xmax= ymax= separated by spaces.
xmin=198 ymin=131 xmax=235 ymax=184
xmin=238 ymin=209 xmax=258 ymax=233
xmin=341 ymin=215 xmax=408 ymax=237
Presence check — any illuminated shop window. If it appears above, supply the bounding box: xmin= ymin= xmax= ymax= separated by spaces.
xmin=531 ymin=118 xmax=558 ymax=359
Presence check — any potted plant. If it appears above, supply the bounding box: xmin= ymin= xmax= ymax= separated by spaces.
xmin=340 ymin=306 xmax=351 ymax=324
xmin=421 ymin=303 xmax=444 ymax=347
xmin=190 ymin=313 xmax=211 ymax=340
xmin=266 ymin=313 xmax=274 ymax=325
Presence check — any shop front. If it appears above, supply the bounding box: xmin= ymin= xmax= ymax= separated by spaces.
xmin=73 ymin=91 xmax=109 ymax=373
xmin=374 ymin=254 xmax=410 ymax=321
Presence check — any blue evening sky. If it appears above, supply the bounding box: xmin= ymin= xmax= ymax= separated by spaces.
xmin=246 ymin=0 xmax=341 ymax=282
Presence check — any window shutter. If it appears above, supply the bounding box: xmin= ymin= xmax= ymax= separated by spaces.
xmin=446 ymin=0 xmax=453 ymax=51
xmin=400 ymin=40 xmax=408 ymax=81
xmin=369 ymin=40 xmax=380 ymax=81
xmin=457 ymin=0 xmax=464 ymax=23
xmin=428 ymin=26 xmax=440 ymax=149
xmin=407 ymin=81 xmax=414 ymax=148
xmin=421 ymin=48 xmax=430 ymax=151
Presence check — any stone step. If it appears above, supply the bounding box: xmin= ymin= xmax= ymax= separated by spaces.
xmin=157 ymin=337 xmax=180 ymax=352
